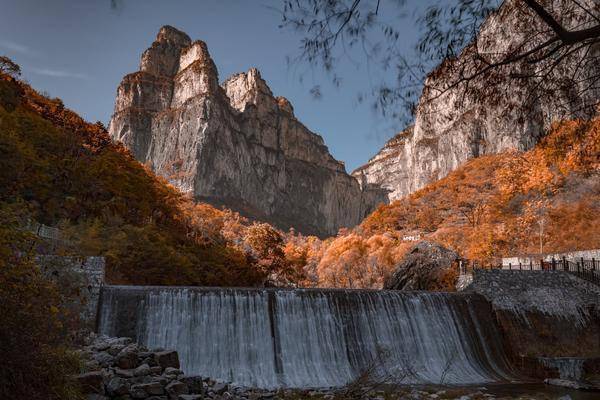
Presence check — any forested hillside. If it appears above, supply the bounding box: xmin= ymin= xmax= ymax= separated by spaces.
xmin=0 ymin=72 xmax=304 ymax=287
xmin=2 ymin=69 xmax=598 ymax=292
xmin=302 ymin=117 xmax=600 ymax=287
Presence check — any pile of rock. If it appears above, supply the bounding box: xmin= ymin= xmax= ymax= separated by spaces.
xmin=74 ymin=335 xmax=204 ymax=400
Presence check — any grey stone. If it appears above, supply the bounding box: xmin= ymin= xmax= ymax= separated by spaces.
xmin=166 ymin=380 xmax=189 ymax=399
xmin=115 ymin=368 xmax=135 ymax=378
xmin=178 ymin=395 xmax=202 ymax=400
xmin=93 ymin=351 xmax=114 ymax=367
xmin=106 ymin=377 xmax=130 ymax=396
xmin=130 ymin=385 xmax=150 ymax=399
xmin=181 ymin=376 xmax=203 ymax=394
xmin=135 ymin=363 xmax=152 ymax=377
xmin=108 ymin=343 xmax=127 ymax=356
xmin=113 ymin=396 xmax=133 ymax=400
xmin=212 ymin=383 xmax=228 ymax=396
xmin=116 ymin=346 xmax=140 ymax=369
xmin=130 ymin=375 xmax=154 ymax=385
xmin=84 ymin=359 xmax=101 ymax=371
xmin=154 ymin=350 xmax=180 ymax=370
xmin=164 ymin=367 xmax=182 ymax=375
xmin=152 ymin=376 xmax=169 ymax=386
xmin=134 ymin=382 xmax=165 ymax=396
xmin=150 ymin=366 xmax=163 ymax=375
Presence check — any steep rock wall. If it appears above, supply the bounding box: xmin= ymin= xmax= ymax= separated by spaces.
xmin=353 ymin=0 xmax=600 ymax=201
xmin=109 ymin=26 xmax=387 ymax=236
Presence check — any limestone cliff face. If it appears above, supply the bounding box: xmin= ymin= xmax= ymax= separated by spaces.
xmin=109 ymin=26 xmax=387 ymax=237
xmin=353 ymin=0 xmax=600 ymax=201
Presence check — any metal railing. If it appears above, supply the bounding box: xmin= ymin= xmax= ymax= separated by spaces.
xmin=458 ymin=257 xmax=600 ymax=286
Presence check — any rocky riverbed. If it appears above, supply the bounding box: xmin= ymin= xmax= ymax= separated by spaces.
xmin=75 ymin=335 xmax=597 ymax=400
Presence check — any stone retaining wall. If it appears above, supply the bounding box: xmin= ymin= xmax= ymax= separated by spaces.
xmin=467 ymin=270 xmax=600 ymax=380
xmin=37 ymin=255 xmax=105 ymax=328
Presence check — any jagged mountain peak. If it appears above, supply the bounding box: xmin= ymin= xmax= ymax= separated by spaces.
xmin=109 ymin=27 xmax=387 ymax=236
xmin=156 ymin=25 xmax=191 ymax=46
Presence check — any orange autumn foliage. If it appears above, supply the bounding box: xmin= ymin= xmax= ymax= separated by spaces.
xmin=2 ymin=64 xmax=598 ymax=291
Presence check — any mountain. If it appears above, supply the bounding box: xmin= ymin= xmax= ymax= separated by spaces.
xmin=108 ymin=26 xmax=387 ymax=237
xmin=309 ymin=116 xmax=600 ymax=288
xmin=352 ymin=0 xmax=600 ymax=201
xmin=0 ymin=70 xmax=309 ymax=287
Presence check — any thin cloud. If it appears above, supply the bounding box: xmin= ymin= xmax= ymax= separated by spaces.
xmin=29 ymin=67 xmax=89 ymax=80
xmin=0 ymin=39 xmax=38 ymax=57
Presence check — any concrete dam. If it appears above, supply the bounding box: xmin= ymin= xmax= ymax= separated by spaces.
xmin=97 ymin=286 xmax=515 ymax=388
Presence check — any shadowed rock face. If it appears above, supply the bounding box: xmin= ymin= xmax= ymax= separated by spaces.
xmin=109 ymin=26 xmax=387 ymax=237
xmin=353 ymin=0 xmax=600 ymax=201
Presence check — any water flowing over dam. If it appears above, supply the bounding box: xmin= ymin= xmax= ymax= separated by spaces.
xmin=98 ymin=286 xmax=514 ymax=388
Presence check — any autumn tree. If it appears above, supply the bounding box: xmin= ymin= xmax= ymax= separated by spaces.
xmin=244 ymin=222 xmax=305 ymax=285
xmin=458 ymin=200 xmax=487 ymax=228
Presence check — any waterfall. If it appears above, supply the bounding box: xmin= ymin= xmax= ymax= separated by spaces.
xmin=98 ymin=286 xmax=514 ymax=388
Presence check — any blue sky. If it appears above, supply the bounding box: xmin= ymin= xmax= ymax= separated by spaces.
xmin=0 ymin=0 xmax=424 ymax=171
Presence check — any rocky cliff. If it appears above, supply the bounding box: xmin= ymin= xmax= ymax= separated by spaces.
xmin=353 ymin=0 xmax=600 ymax=201
xmin=109 ymin=26 xmax=387 ymax=237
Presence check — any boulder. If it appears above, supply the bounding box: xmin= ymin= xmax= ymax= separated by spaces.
xmin=74 ymin=371 xmax=104 ymax=394
xmin=166 ymin=380 xmax=189 ymax=399
xmin=134 ymin=363 xmax=151 ymax=377
xmin=154 ymin=350 xmax=180 ymax=369
xmin=130 ymin=385 xmax=150 ymax=399
xmin=178 ymin=395 xmax=202 ymax=400
xmin=106 ymin=376 xmax=130 ymax=396
xmin=181 ymin=376 xmax=204 ymax=394
xmin=150 ymin=366 xmax=163 ymax=375
xmin=115 ymin=368 xmax=135 ymax=378
xmin=108 ymin=344 xmax=127 ymax=356
xmin=133 ymin=382 xmax=165 ymax=396
xmin=116 ymin=345 xmax=140 ymax=369
xmin=212 ymin=382 xmax=228 ymax=395
xmin=93 ymin=351 xmax=115 ymax=367
xmin=384 ymin=241 xmax=458 ymax=291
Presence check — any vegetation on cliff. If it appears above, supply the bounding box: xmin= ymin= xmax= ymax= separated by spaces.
xmin=0 ymin=71 xmax=303 ymax=287
xmin=310 ymin=116 xmax=600 ymax=287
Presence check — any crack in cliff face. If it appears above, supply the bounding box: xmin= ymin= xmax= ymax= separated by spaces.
xmin=108 ymin=25 xmax=388 ymax=237
xmin=352 ymin=0 xmax=600 ymax=202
